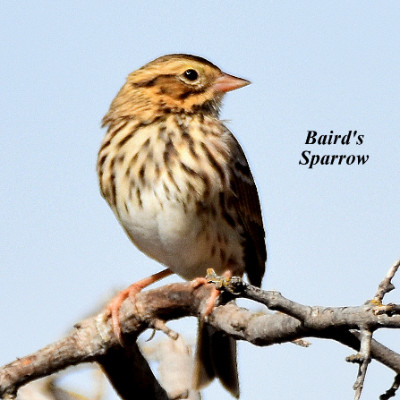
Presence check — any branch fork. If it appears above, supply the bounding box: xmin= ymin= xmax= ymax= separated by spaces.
xmin=1 ymin=258 xmax=400 ymax=399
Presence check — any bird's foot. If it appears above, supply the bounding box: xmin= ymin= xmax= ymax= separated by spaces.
xmin=105 ymin=283 xmax=142 ymax=344
xmin=206 ymin=268 xmax=232 ymax=288
xmin=191 ymin=269 xmax=234 ymax=317
xmin=105 ymin=268 xmax=173 ymax=344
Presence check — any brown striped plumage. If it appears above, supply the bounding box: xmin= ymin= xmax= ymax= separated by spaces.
xmin=97 ymin=54 xmax=266 ymax=398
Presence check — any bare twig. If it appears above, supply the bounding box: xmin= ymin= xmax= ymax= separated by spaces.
xmin=351 ymin=329 xmax=372 ymax=400
xmin=380 ymin=373 xmax=400 ymax=400
xmin=151 ymin=318 xmax=179 ymax=340
xmin=348 ymin=330 xmax=400 ymax=377
xmin=225 ymin=279 xmax=400 ymax=332
xmin=374 ymin=257 xmax=400 ymax=303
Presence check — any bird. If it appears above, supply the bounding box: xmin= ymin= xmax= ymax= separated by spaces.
xmin=97 ymin=54 xmax=266 ymax=398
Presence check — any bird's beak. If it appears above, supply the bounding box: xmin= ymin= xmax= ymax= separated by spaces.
xmin=212 ymin=73 xmax=251 ymax=93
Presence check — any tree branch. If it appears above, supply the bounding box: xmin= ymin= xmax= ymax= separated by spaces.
xmin=374 ymin=257 xmax=400 ymax=303
xmin=1 ymin=267 xmax=400 ymax=399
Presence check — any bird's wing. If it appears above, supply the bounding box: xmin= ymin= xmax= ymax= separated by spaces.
xmin=228 ymin=132 xmax=266 ymax=287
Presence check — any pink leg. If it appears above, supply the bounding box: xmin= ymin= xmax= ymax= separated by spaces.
xmin=203 ymin=286 xmax=220 ymax=316
xmin=107 ymin=268 xmax=173 ymax=343
xmin=192 ymin=269 xmax=234 ymax=316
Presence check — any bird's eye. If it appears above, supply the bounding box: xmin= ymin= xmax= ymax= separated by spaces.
xmin=183 ymin=69 xmax=198 ymax=81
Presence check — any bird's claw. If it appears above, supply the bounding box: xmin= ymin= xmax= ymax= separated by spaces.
xmin=206 ymin=268 xmax=230 ymax=288
xmin=206 ymin=268 xmax=242 ymax=294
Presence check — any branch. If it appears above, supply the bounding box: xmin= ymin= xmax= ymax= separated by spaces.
xmin=374 ymin=257 xmax=400 ymax=303
xmin=380 ymin=373 xmax=400 ymax=400
xmin=1 ymin=275 xmax=400 ymax=399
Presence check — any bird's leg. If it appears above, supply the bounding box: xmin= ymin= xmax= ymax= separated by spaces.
xmin=192 ymin=269 xmax=233 ymax=316
xmin=106 ymin=268 xmax=173 ymax=343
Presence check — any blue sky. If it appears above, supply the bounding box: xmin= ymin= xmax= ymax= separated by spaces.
xmin=1 ymin=2 xmax=400 ymax=399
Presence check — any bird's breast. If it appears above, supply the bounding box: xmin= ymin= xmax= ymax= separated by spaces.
xmin=98 ymin=115 xmax=245 ymax=279
xmin=119 ymin=184 xmax=245 ymax=280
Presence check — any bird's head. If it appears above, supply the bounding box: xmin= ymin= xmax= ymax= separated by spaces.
xmin=103 ymin=54 xmax=250 ymax=125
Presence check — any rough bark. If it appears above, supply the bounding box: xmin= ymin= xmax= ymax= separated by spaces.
xmin=1 ymin=258 xmax=400 ymax=399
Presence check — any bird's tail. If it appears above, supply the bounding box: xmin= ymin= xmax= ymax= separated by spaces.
xmin=193 ymin=320 xmax=239 ymax=398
